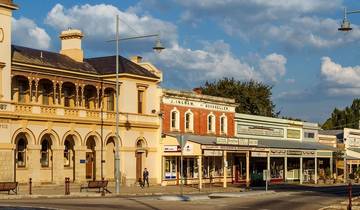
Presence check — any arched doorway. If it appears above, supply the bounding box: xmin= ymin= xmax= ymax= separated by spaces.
xmin=40 ymin=134 xmax=53 ymax=182
xmin=14 ymin=133 xmax=29 ymax=182
xmin=135 ymin=139 xmax=147 ymax=182
xmin=105 ymin=137 xmax=115 ymax=180
xmin=64 ymin=136 xmax=75 ymax=181
xmin=86 ymin=137 xmax=96 ymax=180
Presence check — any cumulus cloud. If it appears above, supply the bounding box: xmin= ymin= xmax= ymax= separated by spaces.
xmin=146 ymin=40 xmax=286 ymax=87
xmin=320 ymin=57 xmax=360 ymax=95
xmin=45 ymin=4 xmax=177 ymax=53
xmin=173 ymin=0 xmax=356 ymax=49
xmin=12 ymin=17 xmax=51 ymax=50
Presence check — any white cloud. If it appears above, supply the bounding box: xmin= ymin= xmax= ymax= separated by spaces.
xmin=146 ymin=40 xmax=286 ymax=86
xmin=12 ymin=17 xmax=51 ymax=50
xmin=174 ymin=0 xmax=356 ymax=49
xmin=321 ymin=57 xmax=360 ymax=95
xmin=45 ymin=3 xmax=177 ymax=53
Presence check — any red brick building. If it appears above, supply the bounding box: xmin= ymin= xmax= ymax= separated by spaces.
xmin=161 ymin=89 xmax=237 ymax=137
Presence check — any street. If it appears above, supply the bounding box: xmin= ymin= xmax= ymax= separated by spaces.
xmin=0 ymin=185 xmax=358 ymax=210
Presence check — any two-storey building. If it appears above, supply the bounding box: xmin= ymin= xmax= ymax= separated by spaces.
xmin=0 ymin=1 xmax=163 ymax=185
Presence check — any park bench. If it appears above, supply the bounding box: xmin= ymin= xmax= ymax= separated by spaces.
xmin=0 ymin=182 xmax=18 ymax=195
xmin=80 ymin=180 xmax=111 ymax=193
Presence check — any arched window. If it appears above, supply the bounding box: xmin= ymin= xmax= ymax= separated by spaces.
xmin=207 ymin=114 xmax=215 ymax=133
xmin=40 ymin=139 xmax=51 ymax=167
xmin=185 ymin=111 xmax=194 ymax=132
xmin=16 ymin=138 xmax=27 ymax=167
xmin=170 ymin=109 xmax=180 ymax=130
xmin=64 ymin=140 xmax=73 ymax=167
xmin=220 ymin=115 xmax=227 ymax=135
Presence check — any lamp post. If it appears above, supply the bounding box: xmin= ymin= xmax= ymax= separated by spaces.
xmin=110 ymin=15 xmax=165 ymax=194
xmin=338 ymin=7 xmax=360 ymax=31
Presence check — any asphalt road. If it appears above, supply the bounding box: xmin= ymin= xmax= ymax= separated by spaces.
xmin=0 ymin=185 xmax=358 ymax=210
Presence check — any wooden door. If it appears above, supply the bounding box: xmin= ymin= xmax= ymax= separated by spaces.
xmin=86 ymin=152 xmax=93 ymax=179
xmin=136 ymin=153 xmax=142 ymax=181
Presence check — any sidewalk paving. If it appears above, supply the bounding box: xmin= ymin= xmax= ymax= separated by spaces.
xmin=0 ymin=182 xmax=246 ymax=200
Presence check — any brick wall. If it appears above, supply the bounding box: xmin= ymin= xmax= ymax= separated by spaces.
xmin=161 ymin=104 xmax=235 ymax=137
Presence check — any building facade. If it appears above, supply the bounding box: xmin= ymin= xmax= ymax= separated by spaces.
xmin=0 ymin=1 xmax=164 ymax=185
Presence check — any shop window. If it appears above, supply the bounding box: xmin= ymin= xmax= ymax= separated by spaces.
xmin=164 ymin=157 xmax=177 ymax=180
xmin=16 ymin=138 xmax=27 ymax=167
xmin=220 ymin=115 xmax=227 ymax=135
xmin=40 ymin=139 xmax=51 ymax=167
xmin=170 ymin=109 xmax=179 ymax=130
xmin=207 ymin=114 xmax=216 ymax=133
xmin=182 ymin=158 xmax=198 ymax=179
xmin=138 ymin=90 xmax=144 ymax=114
xmin=203 ymin=156 xmax=223 ymax=178
xmin=185 ymin=111 xmax=194 ymax=132
xmin=304 ymin=132 xmax=315 ymax=139
xmin=64 ymin=140 xmax=73 ymax=167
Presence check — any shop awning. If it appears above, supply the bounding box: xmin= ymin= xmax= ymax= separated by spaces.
xmin=349 ymin=148 xmax=360 ymax=153
xmin=164 ymin=133 xmax=335 ymax=151
xmin=345 ymin=155 xmax=360 ymax=160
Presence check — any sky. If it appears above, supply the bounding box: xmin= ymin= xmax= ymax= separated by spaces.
xmin=10 ymin=0 xmax=360 ymax=124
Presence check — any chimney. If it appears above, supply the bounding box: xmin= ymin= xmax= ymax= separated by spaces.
xmin=193 ymin=87 xmax=202 ymax=94
xmin=130 ymin=56 xmax=143 ymax=63
xmin=59 ymin=28 xmax=84 ymax=62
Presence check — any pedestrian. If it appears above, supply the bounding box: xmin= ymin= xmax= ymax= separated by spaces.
xmin=143 ymin=168 xmax=149 ymax=187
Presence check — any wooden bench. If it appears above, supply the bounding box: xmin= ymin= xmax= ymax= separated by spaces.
xmin=80 ymin=180 xmax=111 ymax=193
xmin=0 ymin=182 xmax=18 ymax=195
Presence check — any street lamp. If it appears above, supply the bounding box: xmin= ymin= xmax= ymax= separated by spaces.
xmin=110 ymin=15 xmax=165 ymax=194
xmin=338 ymin=7 xmax=360 ymax=31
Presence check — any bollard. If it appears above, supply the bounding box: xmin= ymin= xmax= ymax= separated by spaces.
xmin=101 ymin=178 xmax=105 ymax=197
xmin=29 ymin=178 xmax=32 ymax=195
xmin=348 ymin=182 xmax=352 ymax=210
xmin=65 ymin=177 xmax=70 ymax=195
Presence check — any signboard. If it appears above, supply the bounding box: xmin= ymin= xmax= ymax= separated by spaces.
xmin=183 ymin=143 xmax=193 ymax=155
xmin=228 ymin=138 xmax=239 ymax=145
xmin=270 ymin=149 xmax=286 ymax=157
xmin=203 ymin=150 xmax=223 ymax=156
xmin=287 ymin=129 xmax=301 ymax=139
xmin=216 ymin=137 xmax=258 ymax=146
xmin=164 ymin=145 xmax=180 ymax=152
xmin=165 ymin=172 xmax=176 ymax=179
xmin=80 ymin=159 xmax=86 ymax=164
xmin=287 ymin=150 xmax=302 ymax=156
xmin=202 ymin=145 xmax=266 ymax=151
xmin=163 ymin=97 xmax=235 ymax=112
xmin=347 ymin=137 xmax=360 ymax=148
xmin=302 ymin=151 xmax=315 ymax=156
xmin=216 ymin=138 xmax=227 ymax=144
xmin=237 ymin=125 xmax=284 ymax=137
xmin=251 ymin=152 xmax=268 ymax=157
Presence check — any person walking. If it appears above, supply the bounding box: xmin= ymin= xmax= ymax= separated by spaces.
xmin=143 ymin=168 xmax=149 ymax=187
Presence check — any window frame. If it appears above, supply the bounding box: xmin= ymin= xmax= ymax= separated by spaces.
xmin=207 ymin=113 xmax=216 ymax=133
xmin=170 ymin=108 xmax=180 ymax=131
xmin=220 ymin=114 xmax=228 ymax=135
xmin=184 ymin=110 xmax=194 ymax=132
xmin=16 ymin=138 xmax=27 ymax=168
xmin=40 ymin=139 xmax=51 ymax=168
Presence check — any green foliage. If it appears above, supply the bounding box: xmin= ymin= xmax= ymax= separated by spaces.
xmin=200 ymin=78 xmax=278 ymax=117
xmin=322 ymin=99 xmax=360 ymax=130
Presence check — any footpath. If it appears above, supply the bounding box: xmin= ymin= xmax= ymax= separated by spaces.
xmin=0 ymin=182 xmax=275 ymax=200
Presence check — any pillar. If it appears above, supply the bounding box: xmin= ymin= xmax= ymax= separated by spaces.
xmin=300 ymin=157 xmax=303 ymax=184
xmin=52 ymin=146 xmax=65 ymax=184
xmin=59 ymin=82 xmax=63 ymax=106
xmin=75 ymin=84 xmax=79 ymax=107
xmin=315 ymin=156 xmax=318 ymax=184
xmin=330 ymin=156 xmax=333 ymax=179
xmin=344 ymin=157 xmax=347 ymax=184
xmin=27 ymin=145 xmax=41 ymax=184
xmin=246 ymin=151 xmax=250 ymax=188
xmin=28 ymin=78 xmax=33 ymax=103
xmin=53 ymin=82 xmax=57 ymax=105
xmin=81 ymin=85 xmax=85 ymax=108
xmin=267 ymin=152 xmax=270 ymax=181
xmin=95 ymin=147 xmax=102 ymax=180
xmin=223 ymin=151 xmax=227 ymax=188
xmin=284 ymin=156 xmax=288 ymax=182
xmin=34 ymin=80 xmax=39 ymax=103
xmin=198 ymin=156 xmax=202 ymax=190
xmin=96 ymin=87 xmax=100 ymax=109
xmin=74 ymin=146 xmax=86 ymax=183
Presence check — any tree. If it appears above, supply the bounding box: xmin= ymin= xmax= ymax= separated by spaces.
xmin=322 ymin=99 xmax=360 ymax=130
xmin=199 ymin=78 xmax=279 ymax=117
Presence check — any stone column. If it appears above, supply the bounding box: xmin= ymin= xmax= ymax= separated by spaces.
xmin=198 ymin=156 xmax=202 ymax=190
xmin=28 ymin=78 xmax=33 ymax=103
xmin=52 ymin=82 xmax=57 ymax=105
xmin=246 ymin=151 xmax=250 ymax=188
xmin=74 ymin=146 xmax=86 ymax=183
xmin=96 ymin=87 xmax=100 ymax=109
xmin=75 ymin=84 xmax=79 ymax=107
xmin=59 ymin=82 xmax=63 ymax=106
xmin=27 ymin=145 xmax=41 ymax=184
xmin=52 ymin=146 xmax=64 ymax=184
xmin=300 ymin=157 xmax=303 ymax=184
xmin=95 ymin=147 xmax=102 ymax=180
xmin=81 ymin=85 xmax=85 ymax=108
xmin=34 ymin=80 xmax=39 ymax=103
xmin=223 ymin=151 xmax=227 ymax=188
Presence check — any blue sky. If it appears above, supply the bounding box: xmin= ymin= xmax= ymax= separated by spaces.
xmin=11 ymin=0 xmax=360 ymax=123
